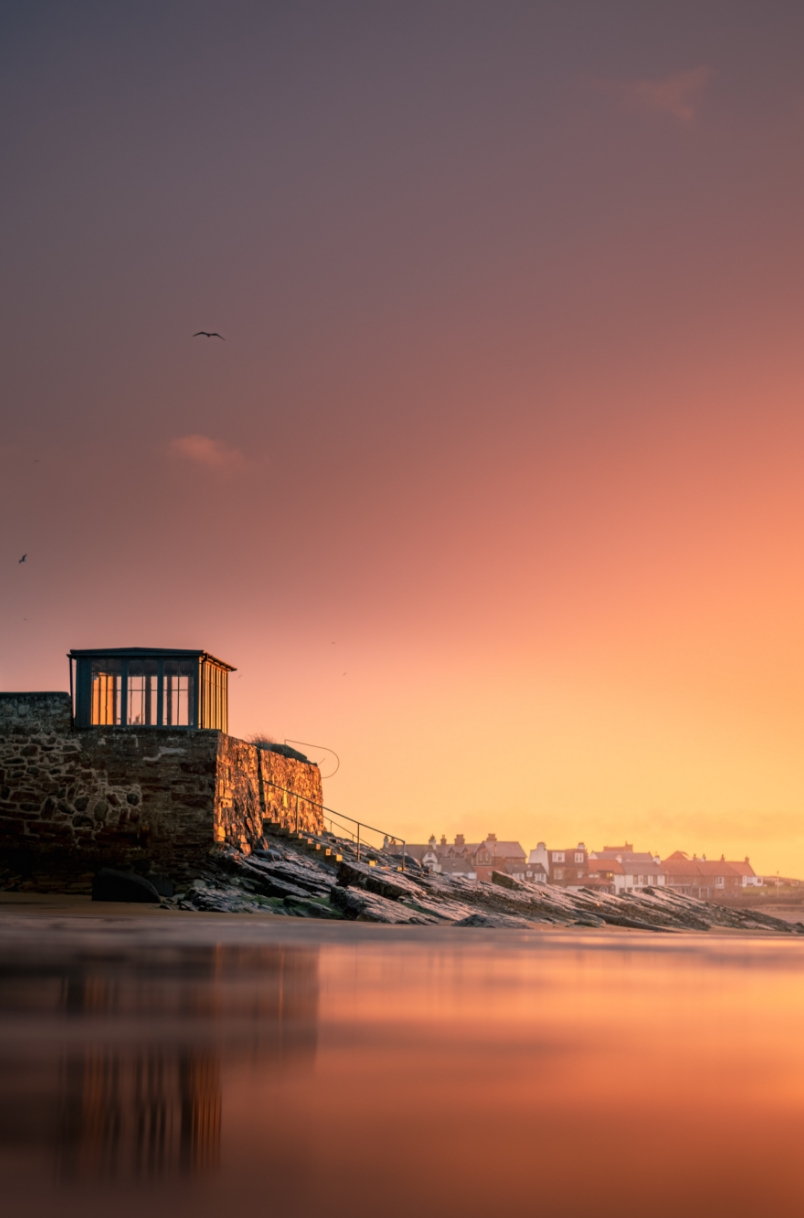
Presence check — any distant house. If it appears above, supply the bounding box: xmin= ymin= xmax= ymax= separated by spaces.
xmin=587 ymin=848 xmax=665 ymax=894
xmin=405 ymin=833 xmax=526 ymax=882
xmin=472 ymin=833 xmax=527 ymax=882
xmin=728 ymin=858 xmax=763 ymax=888
xmin=657 ymin=852 xmax=755 ymax=901
xmin=526 ymin=842 xmax=549 ymax=884
xmin=546 ymin=843 xmax=588 ymax=888
xmin=662 ymin=851 xmax=758 ymax=899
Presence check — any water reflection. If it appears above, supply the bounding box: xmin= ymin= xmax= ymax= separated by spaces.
xmin=57 ymin=1048 xmax=221 ymax=1179
xmin=0 ymin=945 xmax=319 ymax=1185
xmin=2 ymin=928 xmax=804 ymax=1218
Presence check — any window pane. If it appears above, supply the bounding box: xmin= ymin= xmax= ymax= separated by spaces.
xmin=163 ymin=660 xmax=195 ymax=726
xmin=90 ymin=659 xmax=122 ymax=725
xmin=126 ymin=660 xmax=159 ymax=725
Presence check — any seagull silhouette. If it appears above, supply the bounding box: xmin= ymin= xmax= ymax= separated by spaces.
xmin=193 ymin=331 xmax=225 ymax=340
xmin=19 ymin=554 xmax=26 ymax=563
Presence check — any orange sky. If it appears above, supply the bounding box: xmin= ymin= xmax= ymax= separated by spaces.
xmin=2 ymin=2 xmax=804 ymax=874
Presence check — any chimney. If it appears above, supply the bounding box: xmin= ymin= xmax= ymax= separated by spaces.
xmin=745 ymin=856 xmax=750 ymax=864
xmin=428 ymin=834 xmax=436 ymax=847
xmin=577 ymin=842 xmax=586 ymax=851
xmin=440 ymin=834 xmax=447 ymax=847
xmin=486 ymin=833 xmax=497 ymax=842
xmin=455 ymin=834 xmax=465 ymax=848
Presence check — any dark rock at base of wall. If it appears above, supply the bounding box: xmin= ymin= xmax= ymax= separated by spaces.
xmin=92 ymin=868 xmax=161 ymax=904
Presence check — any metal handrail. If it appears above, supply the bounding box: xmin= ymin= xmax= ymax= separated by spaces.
xmin=262 ymin=779 xmax=406 ymax=869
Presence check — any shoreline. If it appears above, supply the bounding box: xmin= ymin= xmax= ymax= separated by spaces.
xmin=0 ymin=893 xmax=799 ymax=949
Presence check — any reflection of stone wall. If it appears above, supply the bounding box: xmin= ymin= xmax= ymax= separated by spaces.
xmin=58 ymin=1047 xmax=222 ymax=1179
xmin=0 ymin=693 xmax=323 ymax=886
xmin=0 ymin=944 xmax=320 ymax=1184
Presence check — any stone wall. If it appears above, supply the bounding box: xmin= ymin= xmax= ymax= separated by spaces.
xmin=0 ymin=692 xmax=323 ymax=888
xmin=216 ymin=735 xmax=324 ymax=851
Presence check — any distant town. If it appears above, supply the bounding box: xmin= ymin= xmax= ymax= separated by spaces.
xmin=403 ymin=835 xmax=782 ymax=902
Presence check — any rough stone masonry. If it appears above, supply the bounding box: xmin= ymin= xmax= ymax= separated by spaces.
xmin=0 ymin=692 xmax=323 ymax=887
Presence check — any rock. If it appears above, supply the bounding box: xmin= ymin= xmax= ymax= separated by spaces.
xmin=491 ymin=870 xmax=521 ymax=891
xmin=149 ymin=874 xmax=175 ymax=897
xmin=598 ymin=912 xmax=676 ymax=932
xmin=178 ymin=879 xmax=279 ymax=914
xmin=242 ymin=870 xmax=315 ymax=901
xmin=283 ymin=896 xmax=343 ymax=919
xmin=336 ymin=859 xmax=426 ymax=901
xmin=92 ymin=868 xmax=160 ymax=904
xmin=329 ymin=884 xmax=438 ymax=924
xmin=252 ymin=846 xmax=284 ymax=862
xmin=454 ymin=913 xmax=533 ymax=929
xmin=386 ymin=853 xmax=424 ymax=872
xmin=244 ymin=858 xmax=332 ymax=897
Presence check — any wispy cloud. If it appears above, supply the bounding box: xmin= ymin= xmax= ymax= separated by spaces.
xmin=168 ymin=433 xmax=245 ymax=470
xmin=593 ymin=66 xmax=713 ymax=123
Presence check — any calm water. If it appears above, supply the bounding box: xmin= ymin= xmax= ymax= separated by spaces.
xmin=0 ymin=909 xmax=802 ymax=1218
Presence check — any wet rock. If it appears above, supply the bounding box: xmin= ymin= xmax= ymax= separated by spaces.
xmin=454 ymin=913 xmax=533 ymax=928
xmin=491 ymin=871 xmax=521 ymax=891
xmin=329 ymin=884 xmax=438 ymax=924
xmin=243 ymin=857 xmax=331 ymax=898
xmin=252 ymin=846 xmax=284 ymax=862
xmin=241 ymin=870 xmax=314 ymax=901
xmin=178 ymin=879 xmax=280 ymax=914
xmin=149 ymin=874 xmax=175 ymax=898
xmin=337 ymin=859 xmax=427 ymax=902
xmin=283 ymin=896 xmax=343 ymax=919
xmin=92 ymin=868 xmax=160 ymax=904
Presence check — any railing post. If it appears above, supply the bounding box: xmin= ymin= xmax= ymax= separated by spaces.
xmin=402 ymin=840 xmax=406 ymax=872
xmin=357 ymin=823 xmax=360 ymax=863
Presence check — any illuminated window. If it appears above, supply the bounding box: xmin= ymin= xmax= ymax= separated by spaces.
xmin=163 ymin=660 xmax=195 ymax=726
xmin=126 ymin=660 xmax=159 ymax=725
xmin=90 ymin=659 xmax=122 ymax=725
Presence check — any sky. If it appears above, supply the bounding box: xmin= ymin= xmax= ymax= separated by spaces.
xmin=3 ymin=0 xmax=804 ymax=874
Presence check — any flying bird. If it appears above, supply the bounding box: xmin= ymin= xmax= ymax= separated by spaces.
xmin=19 ymin=554 xmax=26 ymax=563
xmin=193 ymin=331 xmax=225 ymax=340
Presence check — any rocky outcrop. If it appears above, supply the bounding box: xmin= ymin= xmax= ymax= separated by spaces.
xmin=173 ymin=833 xmax=804 ymax=935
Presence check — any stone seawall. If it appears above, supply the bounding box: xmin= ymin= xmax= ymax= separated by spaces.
xmin=216 ymin=735 xmax=323 ymax=851
xmin=0 ymin=692 xmax=323 ymax=887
